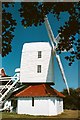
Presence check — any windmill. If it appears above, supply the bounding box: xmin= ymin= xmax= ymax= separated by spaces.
xmin=0 ymin=15 xmax=70 ymax=113
xmin=14 ymin=16 xmax=70 ymax=115
xmin=44 ymin=16 xmax=70 ymax=95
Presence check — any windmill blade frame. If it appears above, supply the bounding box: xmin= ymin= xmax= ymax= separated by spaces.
xmin=55 ymin=54 xmax=70 ymax=95
xmin=44 ymin=16 xmax=57 ymax=47
xmin=44 ymin=15 xmax=70 ymax=95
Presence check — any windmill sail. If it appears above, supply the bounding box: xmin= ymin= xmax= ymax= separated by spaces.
xmin=44 ymin=16 xmax=57 ymax=48
xmin=44 ymin=15 xmax=70 ymax=95
xmin=55 ymin=54 xmax=70 ymax=95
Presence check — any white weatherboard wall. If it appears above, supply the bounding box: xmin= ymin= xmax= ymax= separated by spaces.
xmin=56 ymin=97 xmax=63 ymax=114
xmin=20 ymin=42 xmax=54 ymax=83
xmin=17 ymin=97 xmax=63 ymax=116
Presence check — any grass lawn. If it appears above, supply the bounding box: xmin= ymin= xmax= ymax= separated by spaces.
xmin=0 ymin=110 xmax=80 ymax=120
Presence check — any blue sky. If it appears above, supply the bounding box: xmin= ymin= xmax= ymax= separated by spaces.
xmin=1 ymin=3 xmax=78 ymax=92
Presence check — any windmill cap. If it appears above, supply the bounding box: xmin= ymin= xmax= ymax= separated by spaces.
xmin=22 ymin=42 xmax=51 ymax=52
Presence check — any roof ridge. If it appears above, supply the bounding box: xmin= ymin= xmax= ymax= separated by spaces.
xmin=43 ymin=84 xmax=48 ymax=94
xmin=16 ymin=85 xmax=31 ymax=96
xmin=53 ymin=88 xmax=65 ymax=97
xmin=43 ymin=84 xmax=51 ymax=95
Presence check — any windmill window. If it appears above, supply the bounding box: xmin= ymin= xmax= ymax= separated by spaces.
xmin=38 ymin=51 xmax=42 ymax=58
xmin=32 ymin=97 xmax=34 ymax=107
xmin=37 ymin=65 xmax=41 ymax=73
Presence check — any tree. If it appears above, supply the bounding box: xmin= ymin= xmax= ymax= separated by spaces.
xmin=2 ymin=2 xmax=80 ymax=65
xmin=62 ymin=88 xmax=80 ymax=110
xmin=2 ymin=3 xmax=17 ymax=57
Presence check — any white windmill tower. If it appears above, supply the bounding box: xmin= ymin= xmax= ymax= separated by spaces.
xmin=20 ymin=42 xmax=54 ymax=84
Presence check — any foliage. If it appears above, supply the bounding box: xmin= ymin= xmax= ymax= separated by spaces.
xmin=62 ymin=88 xmax=80 ymax=110
xmin=2 ymin=3 xmax=16 ymax=57
xmin=2 ymin=2 xmax=80 ymax=65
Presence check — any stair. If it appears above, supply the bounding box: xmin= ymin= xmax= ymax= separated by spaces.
xmin=0 ymin=73 xmax=20 ymax=102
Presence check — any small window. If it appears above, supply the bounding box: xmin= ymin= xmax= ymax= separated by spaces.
xmin=37 ymin=65 xmax=41 ymax=73
xmin=38 ymin=51 xmax=42 ymax=58
xmin=32 ymin=97 xmax=34 ymax=107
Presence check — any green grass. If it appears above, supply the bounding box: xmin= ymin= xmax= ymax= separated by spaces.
xmin=0 ymin=110 xmax=80 ymax=119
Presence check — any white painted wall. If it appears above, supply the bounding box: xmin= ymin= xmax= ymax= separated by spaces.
xmin=17 ymin=97 xmax=63 ymax=116
xmin=48 ymin=97 xmax=57 ymax=115
xmin=20 ymin=42 xmax=54 ymax=84
xmin=55 ymin=97 xmax=64 ymax=115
